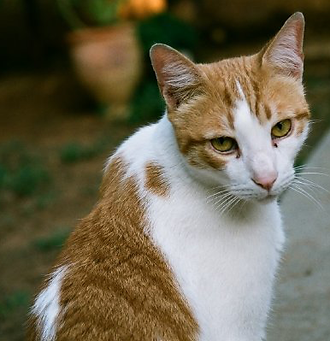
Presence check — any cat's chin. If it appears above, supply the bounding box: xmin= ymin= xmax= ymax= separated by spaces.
xmin=257 ymin=194 xmax=278 ymax=204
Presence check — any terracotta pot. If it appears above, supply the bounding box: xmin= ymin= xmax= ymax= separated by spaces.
xmin=67 ymin=23 xmax=142 ymax=119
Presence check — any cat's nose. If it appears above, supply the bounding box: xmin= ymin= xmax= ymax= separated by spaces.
xmin=252 ymin=172 xmax=278 ymax=191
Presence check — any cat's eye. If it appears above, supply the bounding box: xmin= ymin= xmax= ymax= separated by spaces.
xmin=271 ymin=119 xmax=292 ymax=138
xmin=210 ymin=137 xmax=237 ymax=153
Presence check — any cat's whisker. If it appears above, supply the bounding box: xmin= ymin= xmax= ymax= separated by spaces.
xmin=225 ymin=197 xmax=243 ymax=216
xmin=237 ymin=198 xmax=249 ymax=215
xmin=207 ymin=192 xmax=229 ymax=205
xmin=296 ymin=171 xmax=330 ymax=177
xmin=206 ymin=192 xmax=223 ymax=203
xmin=206 ymin=187 xmax=233 ymax=203
xmin=292 ymin=179 xmax=319 ymax=197
xmin=293 ymin=176 xmax=330 ymax=194
xmin=308 ymin=118 xmax=322 ymax=124
xmin=294 ymin=165 xmax=329 ymax=170
xmin=293 ymin=177 xmax=317 ymax=189
xmin=230 ymin=184 xmax=249 ymax=191
xmin=214 ymin=193 xmax=235 ymax=212
xmin=290 ymin=184 xmax=324 ymax=210
xmin=293 ymin=184 xmax=323 ymax=208
xmin=217 ymin=200 xmax=233 ymax=216
xmin=207 ymin=184 xmax=232 ymax=194
xmin=207 ymin=194 xmax=230 ymax=209
xmin=225 ymin=196 xmax=242 ymax=216
xmin=206 ymin=187 xmax=228 ymax=196
xmin=219 ymin=199 xmax=235 ymax=216
xmin=207 ymin=195 xmax=227 ymax=206
xmin=211 ymin=191 xmax=234 ymax=207
xmin=282 ymin=177 xmax=295 ymax=189
xmin=212 ymin=182 xmax=232 ymax=189
xmin=294 ymin=167 xmax=330 ymax=177
xmin=218 ymin=195 xmax=240 ymax=216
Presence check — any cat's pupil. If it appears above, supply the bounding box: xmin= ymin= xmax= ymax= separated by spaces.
xmin=277 ymin=122 xmax=283 ymax=130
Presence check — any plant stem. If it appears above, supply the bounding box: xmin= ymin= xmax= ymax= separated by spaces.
xmin=57 ymin=0 xmax=86 ymax=30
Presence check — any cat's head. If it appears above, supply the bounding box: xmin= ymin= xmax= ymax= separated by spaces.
xmin=150 ymin=12 xmax=310 ymax=202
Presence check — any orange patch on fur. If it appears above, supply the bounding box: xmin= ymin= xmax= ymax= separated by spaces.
xmin=294 ymin=110 xmax=310 ymax=136
xmin=185 ymin=141 xmax=227 ymax=170
xmin=296 ymin=110 xmax=310 ymax=121
xmin=27 ymin=156 xmax=198 ymax=340
xmin=145 ymin=162 xmax=170 ymax=197
xmin=165 ymin=54 xmax=309 ymax=171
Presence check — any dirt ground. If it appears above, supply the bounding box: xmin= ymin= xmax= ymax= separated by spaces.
xmin=0 ymin=46 xmax=329 ymax=340
xmin=0 ymin=71 xmax=138 ymax=340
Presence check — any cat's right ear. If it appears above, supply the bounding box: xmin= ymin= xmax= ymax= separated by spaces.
xmin=150 ymin=44 xmax=203 ymax=111
xmin=260 ymin=12 xmax=305 ymax=80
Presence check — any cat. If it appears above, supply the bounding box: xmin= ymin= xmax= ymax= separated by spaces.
xmin=27 ymin=12 xmax=310 ymax=341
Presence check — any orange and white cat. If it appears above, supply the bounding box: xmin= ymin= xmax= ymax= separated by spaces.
xmin=28 ymin=13 xmax=310 ymax=341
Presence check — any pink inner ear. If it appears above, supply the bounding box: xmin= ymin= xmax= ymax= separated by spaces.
xmin=262 ymin=13 xmax=305 ymax=79
xmin=150 ymin=44 xmax=202 ymax=110
xmin=150 ymin=45 xmax=169 ymax=89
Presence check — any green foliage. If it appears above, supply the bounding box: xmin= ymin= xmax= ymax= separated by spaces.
xmin=83 ymin=0 xmax=122 ymax=26
xmin=130 ymin=81 xmax=164 ymax=123
xmin=9 ymin=165 xmax=48 ymax=196
xmin=0 ymin=164 xmax=6 ymax=188
xmin=33 ymin=227 xmax=71 ymax=252
xmin=35 ymin=192 xmax=57 ymax=210
xmin=58 ymin=0 xmax=125 ymax=29
xmin=60 ymin=138 xmax=107 ymax=163
xmin=60 ymin=142 xmax=91 ymax=163
xmin=0 ymin=291 xmax=29 ymax=318
xmin=137 ymin=12 xmax=198 ymax=55
xmin=0 ymin=141 xmax=49 ymax=197
xmin=129 ymin=13 xmax=198 ymax=122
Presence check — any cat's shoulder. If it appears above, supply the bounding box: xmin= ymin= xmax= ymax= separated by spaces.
xmin=104 ymin=117 xmax=178 ymax=197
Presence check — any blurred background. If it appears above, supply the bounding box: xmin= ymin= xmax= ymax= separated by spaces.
xmin=0 ymin=1 xmax=329 ymax=340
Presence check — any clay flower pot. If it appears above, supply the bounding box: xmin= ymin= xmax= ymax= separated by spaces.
xmin=67 ymin=23 xmax=142 ymax=119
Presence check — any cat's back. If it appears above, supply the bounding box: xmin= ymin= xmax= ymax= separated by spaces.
xmin=27 ymin=123 xmax=197 ymax=341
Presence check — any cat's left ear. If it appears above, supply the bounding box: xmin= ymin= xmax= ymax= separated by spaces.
xmin=150 ymin=44 xmax=203 ymax=111
xmin=261 ymin=12 xmax=305 ymax=80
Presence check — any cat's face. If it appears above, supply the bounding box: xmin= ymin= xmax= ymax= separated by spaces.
xmin=151 ymin=13 xmax=310 ymax=202
xmin=169 ymin=60 xmax=309 ymax=201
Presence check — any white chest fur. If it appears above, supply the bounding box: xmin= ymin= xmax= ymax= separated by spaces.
xmin=148 ymin=189 xmax=284 ymax=341
xmin=115 ymin=118 xmax=285 ymax=340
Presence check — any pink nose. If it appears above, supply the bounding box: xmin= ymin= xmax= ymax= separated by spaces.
xmin=252 ymin=172 xmax=278 ymax=191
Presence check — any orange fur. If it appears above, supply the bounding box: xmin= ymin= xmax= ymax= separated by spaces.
xmin=150 ymin=13 xmax=309 ymax=171
xmin=27 ymin=157 xmax=197 ymax=340
xmin=145 ymin=162 xmax=170 ymax=197
xmin=28 ymin=13 xmax=310 ymax=340
xmin=158 ymin=54 xmax=309 ymax=170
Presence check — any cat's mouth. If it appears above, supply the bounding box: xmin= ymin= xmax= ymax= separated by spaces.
xmin=257 ymin=193 xmax=278 ymax=203
xmin=227 ymin=175 xmax=293 ymax=203
xmin=253 ymin=184 xmax=290 ymax=202
xmin=231 ymin=189 xmax=281 ymax=203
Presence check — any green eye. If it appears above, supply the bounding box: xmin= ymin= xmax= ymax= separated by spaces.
xmin=210 ymin=137 xmax=237 ymax=153
xmin=271 ymin=119 xmax=292 ymax=138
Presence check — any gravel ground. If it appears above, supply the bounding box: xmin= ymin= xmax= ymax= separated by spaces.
xmin=268 ymin=131 xmax=330 ymax=341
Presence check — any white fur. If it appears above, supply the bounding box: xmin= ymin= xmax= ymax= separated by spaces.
xmin=106 ymin=117 xmax=283 ymax=340
xmin=32 ymin=266 xmax=67 ymax=341
xmin=32 ymin=79 xmax=307 ymax=339
xmin=226 ymin=82 xmax=299 ymax=200
xmin=164 ymin=60 xmax=198 ymax=89
xmin=104 ymin=84 xmax=308 ymax=340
